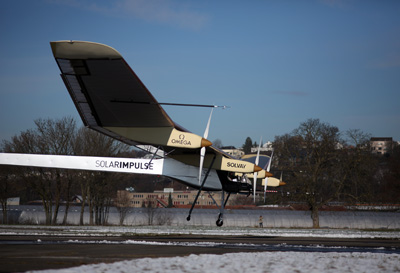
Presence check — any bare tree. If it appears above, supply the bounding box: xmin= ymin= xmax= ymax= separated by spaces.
xmin=35 ymin=117 xmax=77 ymax=224
xmin=341 ymin=129 xmax=377 ymax=203
xmin=61 ymin=169 xmax=75 ymax=225
xmin=115 ymin=190 xmax=132 ymax=225
xmin=274 ymin=119 xmax=350 ymax=228
xmin=73 ymin=127 xmax=130 ymax=225
xmin=0 ymin=166 xmax=16 ymax=224
xmin=2 ymin=117 xmax=132 ymax=226
xmin=143 ymin=197 xmax=158 ymax=225
xmin=2 ymin=117 xmax=77 ymax=225
xmin=155 ymin=210 xmax=174 ymax=226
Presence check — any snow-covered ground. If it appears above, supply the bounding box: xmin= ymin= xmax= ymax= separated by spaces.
xmin=29 ymin=251 xmax=400 ymax=273
xmin=1 ymin=225 xmax=399 ymax=273
xmin=2 ymin=225 xmax=400 ymax=239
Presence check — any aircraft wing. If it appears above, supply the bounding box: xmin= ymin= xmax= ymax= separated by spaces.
xmin=51 ymin=41 xmax=264 ymax=174
xmin=51 ymin=41 xmax=187 ymax=147
xmin=241 ymin=154 xmax=271 ymax=170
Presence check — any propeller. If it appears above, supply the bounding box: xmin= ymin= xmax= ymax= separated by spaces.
xmin=264 ymin=150 xmax=273 ymax=202
xmin=199 ymin=107 xmax=214 ymax=184
xmin=253 ymin=137 xmax=262 ymax=203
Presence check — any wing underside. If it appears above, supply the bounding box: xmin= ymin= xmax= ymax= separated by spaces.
xmin=52 ymin=41 xmax=175 ymax=147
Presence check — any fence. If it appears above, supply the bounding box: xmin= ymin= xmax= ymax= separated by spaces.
xmin=2 ymin=205 xmax=399 ymax=229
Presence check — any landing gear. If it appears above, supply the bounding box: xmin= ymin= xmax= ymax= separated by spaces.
xmin=187 ymin=190 xmax=228 ymax=227
xmin=186 ymin=154 xmax=234 ymax=227
xmin=216 ymin=213 xmax=223 ymax=227
xmin=211 ymin=191 xmax=230 ymax=227
xmin=186 ymin=155 xmax=216 ymax=223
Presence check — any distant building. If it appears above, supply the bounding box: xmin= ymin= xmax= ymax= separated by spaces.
xmin=6 ymin=197 xmax=20 ymax=206
xmin=221 ymin=141 xmax=274 ymax=157
xmin=72 ymin=195 xmax=83 ymax=203
xmin=221 ymin=146 xmax=244 ymax=158
xmin=116 ymin=188 xmax=239 ymax=208
xmin=370 ymin=137 xmax=393 ymax=155
xmin=251 ymin=141 xmax=273 ymax=153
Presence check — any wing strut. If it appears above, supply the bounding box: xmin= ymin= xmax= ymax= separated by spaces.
xmin=186 ymin=154 xmax=217 ymax=222
xmin=148 ymin=146 xmax=161 ymax=164
xmin=208 ymin=190 xmax=231 ymax=227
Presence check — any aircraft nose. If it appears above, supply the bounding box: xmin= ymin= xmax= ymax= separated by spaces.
xmin=265 ymin=171 xmax=273 ymax=177
xmin=201 ymin=138 xmax=212 ymax=147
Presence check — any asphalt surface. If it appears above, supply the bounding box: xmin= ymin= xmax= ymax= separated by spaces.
xmin=1 ymin=234 xmax=400 ymax=272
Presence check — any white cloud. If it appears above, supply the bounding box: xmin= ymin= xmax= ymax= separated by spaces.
xmin=116 ymin=0 xmax=209 ymax=30
xmin=49 ymin=0 xmax=209 ymax=30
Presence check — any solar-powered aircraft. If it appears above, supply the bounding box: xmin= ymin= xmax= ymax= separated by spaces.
xmin=0 ymin=41 xmax=281 ymax=226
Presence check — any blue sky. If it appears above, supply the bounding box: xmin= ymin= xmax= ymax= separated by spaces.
xmin=1 ymin=0 xmax=399 ymax=148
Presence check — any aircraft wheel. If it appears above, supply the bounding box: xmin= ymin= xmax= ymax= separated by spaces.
xmin=216 ymin=219 xmax=223 ymax=227
xmin=186 ymin=216 xmax=191 ymax=221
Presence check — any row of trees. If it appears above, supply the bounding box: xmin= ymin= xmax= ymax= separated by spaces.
xmin=247 ymin=118 xmax=399 ymax=228
xmin=1 ymin=117 xmax=399 ymax=228
xmin=0 ymin=117 xmax=140 ymax=225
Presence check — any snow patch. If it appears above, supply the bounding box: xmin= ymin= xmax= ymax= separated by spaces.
xmin=29 ymin=252 xmax=400 ymax=273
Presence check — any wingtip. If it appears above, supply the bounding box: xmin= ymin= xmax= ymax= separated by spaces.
xmin=201 ymin=138 xmax=212 ymax=147
xmin=279 ymin=181 xmax=286 ymax=186
xmin=254 ymin=165 xmax=263 ymax=172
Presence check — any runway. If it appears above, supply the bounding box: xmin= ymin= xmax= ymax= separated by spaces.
xmin=1 ymin=233 xmax=399 ymax=272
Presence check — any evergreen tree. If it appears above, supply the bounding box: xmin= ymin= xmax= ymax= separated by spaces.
xmin=168 ymin=192 xmax=173 ymax=208
xmin=242 ymin=137 xmax=253 ymax=154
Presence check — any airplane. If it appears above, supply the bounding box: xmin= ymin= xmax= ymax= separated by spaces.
xmin=0 ymin=40 xmax=282 ymax=226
